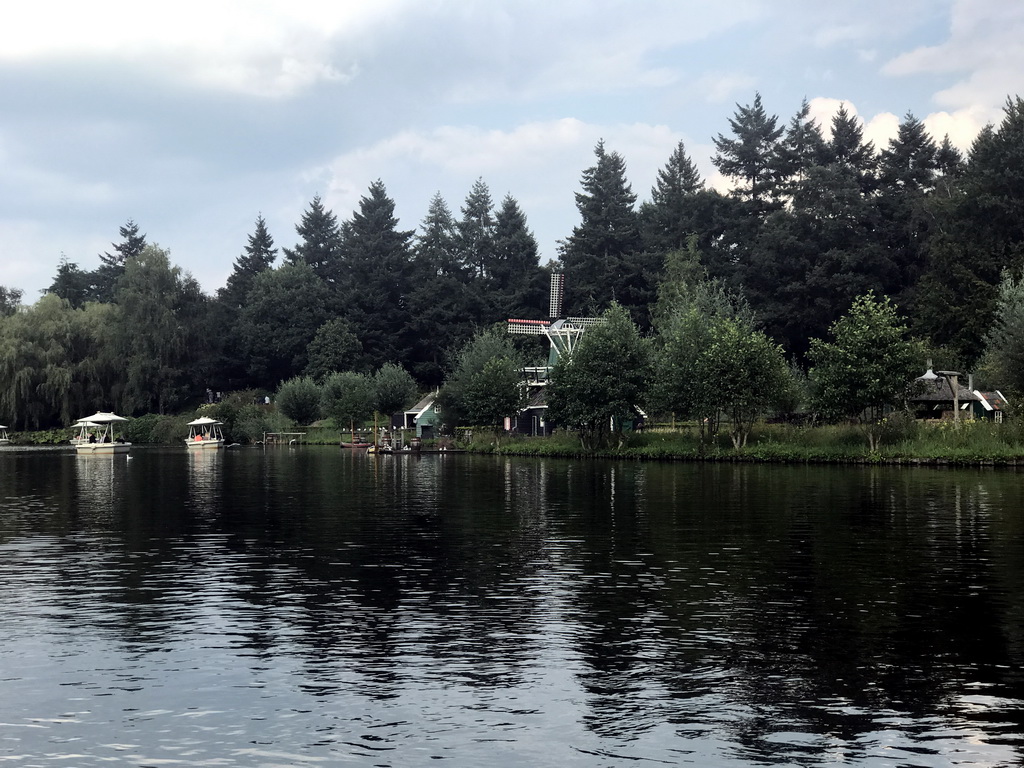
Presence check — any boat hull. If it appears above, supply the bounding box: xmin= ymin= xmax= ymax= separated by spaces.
xmin=186 ymin=439 xmax=224 ymax=449
xmin=75 ymin=442 xmax=131 ymax=455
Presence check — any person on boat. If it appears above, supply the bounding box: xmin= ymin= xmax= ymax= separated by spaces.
xmin=88 ymin=433 xmax=97 ymax=444
xmin=103 ymin=434 xmax=111 ymax=443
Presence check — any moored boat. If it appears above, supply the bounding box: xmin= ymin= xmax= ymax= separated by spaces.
xmin=74 ymin=412 xmax=131 ymax=454
xmin=185 ymin=417 xmax=225 ymax=449
xmin=0 ymin=424 xmax=9 ymax=445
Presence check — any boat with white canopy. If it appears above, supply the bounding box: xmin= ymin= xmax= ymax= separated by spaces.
xmin=0 ymin=424 xmax=9 ymax=445
xmin=185 ymin=416 xmax=225 ymax=449
xmin=74 ymin=412 xmax=131 ymax=454
xmin=70 ymin=420 xmax=101 ymax=445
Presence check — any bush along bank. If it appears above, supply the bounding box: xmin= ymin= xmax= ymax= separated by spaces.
xmin=479 ymin=421 xmax=1024 ymax=466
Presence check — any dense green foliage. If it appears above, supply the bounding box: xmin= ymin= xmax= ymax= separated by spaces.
xmin=4 ymin=94 xmax=1024 ymax=439
xmin=548 ymin=304 xmax=650 ymax=449
xmin=274 ymin=376 xmax=323 ymax=426
xmin=438 ymin=327 xmax=525 ymax=439
xmin=809 ymin=294 xmax=923 ymax=450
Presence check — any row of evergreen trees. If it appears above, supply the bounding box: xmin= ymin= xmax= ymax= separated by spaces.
xmin=2 ymin=93 xmax=1022 ymax=430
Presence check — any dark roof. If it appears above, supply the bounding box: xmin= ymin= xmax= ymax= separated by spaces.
xmin=910 ymin=371 xmax=979 ymax=403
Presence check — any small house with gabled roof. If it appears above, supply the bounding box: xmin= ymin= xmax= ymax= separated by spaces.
xmin=404 ymin=391 xmax=441 ymax=438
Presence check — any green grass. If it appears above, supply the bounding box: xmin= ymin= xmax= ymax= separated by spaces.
xmin=488 ymin=420 xmax=1024 ymax=465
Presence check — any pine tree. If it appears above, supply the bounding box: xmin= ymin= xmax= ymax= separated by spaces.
xmin=640 ymin=140 xmax=703 ymax=253
xmin=406 ymin=193 xmax=477 ymax=384
xmin=340 ymin=180 xmax=416 ymax=372
xmin=92 ymin=219 xmax=147 ymax=303
xmin=491 ymin=194 xmax=545 ymax=321
xmin=47 ymin=256 xmax=91 ymax=309
xmin=879 ymin=113 xmax=938 ymax=192
xmin=712 ymin=93 xmax=784 ymax=208
xmin=282 ymin=195 xmax=343 ymax=285
xmin=773 ymin=100 xmax=825 ymax=195
xmin=558 ymin=140 xmax=643 ymax=316
xmin=219 ymin=214 xmax=278 ymax=310
xmin=823 ymin=104 xmax=877 ymax=192
xmin=457 ymin=178 xmax=496 ymax=282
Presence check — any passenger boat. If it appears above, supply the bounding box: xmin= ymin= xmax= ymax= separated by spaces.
xmin=185 ymin=417 xmax=225 ymax=449
xmin=0 ymin=424 xmax=9 ymax=445
xmin=69 ymin=420 xmax=100 ymax=445
xmin=74 ymin=412 xmax=131 ymax=454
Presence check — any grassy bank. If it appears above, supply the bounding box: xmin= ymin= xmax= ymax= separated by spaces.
xmin=474 ymin=419 xmax=1024 ymax=466
xmin=8 ymin=414 xmax=1024 ymax=466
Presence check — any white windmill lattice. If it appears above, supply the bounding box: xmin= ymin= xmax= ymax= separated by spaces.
xmin=507 ymin=273 xmax=604 ymax=384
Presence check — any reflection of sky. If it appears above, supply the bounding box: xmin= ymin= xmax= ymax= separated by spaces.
xmin=0 ymin=452 xmax=1022 ymax=766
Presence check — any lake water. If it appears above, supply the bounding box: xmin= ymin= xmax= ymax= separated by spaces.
xmin=0 ymin=446 xmax=1022 ymax=767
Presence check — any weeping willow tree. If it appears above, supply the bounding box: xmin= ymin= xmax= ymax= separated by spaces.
xmin=0 ymin=294 xmax=117 ymax=429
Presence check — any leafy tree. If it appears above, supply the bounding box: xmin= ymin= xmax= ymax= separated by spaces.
xmin=0 ymin=294 xmax=101 ymax=428
xmin=339 ymin=180 xmax=416 ymax=371
xmin=808 ymin=293 xmax=923 ymax=450
xmin=304 ymin=318 xmax=360 ymax=380
xmin=0 ymin=286 xmax=22 ymax=317
xmin=275 ymin=376 xmax=322 ymax=425
xmin=558 ymin=141 xmax=647 ymax=320
xmin=114 ymin=245 xmax=209 ymax=415
xmin=238 ymin=262 xmax=331 ymax=389
xmin=373 ymin=362 xmax=418 ymax=418
xmin=548 ymin=303 xmax=649 ymax=449
xmin=321 ymin=371 xmax=375 ymax=434
xmin=649 ymin=253 xmax=755 ymax=445
xmin=439 ymin=327 xmax=525 ymax=436
xmin=702 ymin=318 xmax=791 ymax=449
xmin=282 ymin=196 xmax=343 ymax=284
xmin=981 ymin=269 xmax=1024 ymax=395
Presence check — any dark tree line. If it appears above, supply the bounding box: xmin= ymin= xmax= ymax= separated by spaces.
xmin=2 ymin=94 xmax=1023 ymax=429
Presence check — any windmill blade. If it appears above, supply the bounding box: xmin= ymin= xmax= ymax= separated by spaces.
xmin=564 ymin=316 xmax=604 ymax=328
xmin=507 ymin=318 xmax=550 ymax=335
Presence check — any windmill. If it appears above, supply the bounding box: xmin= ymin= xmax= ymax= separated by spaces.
xmin=507 ymin=272 xmax=604 ymax=386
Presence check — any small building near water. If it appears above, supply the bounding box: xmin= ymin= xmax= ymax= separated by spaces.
xmin=404 ymin=392 xmax=442 ymax=438
xmin=909 ymin=367 xmax=1010 ymax=421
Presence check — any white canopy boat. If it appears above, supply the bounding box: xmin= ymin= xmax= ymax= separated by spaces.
xmin=0 ymin=424 xmax=9 ymax=445
xmin=185 ymin=416 xmax=225 ymax=449
xmin=74 ymin=412 xmax=131 ymax=454
xmin=69 ymin=420 xmax=101 ymax=445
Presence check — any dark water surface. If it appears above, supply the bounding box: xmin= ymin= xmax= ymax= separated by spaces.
xmin=0 ymin=446 xmax=1022 ymax=767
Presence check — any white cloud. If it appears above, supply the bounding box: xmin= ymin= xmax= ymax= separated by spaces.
xmin=807 ymin=97 xmax=981 ymax=153
xmin=1 ymin=1 xmax=399 ymax=97
xmin=883 ymin=0 xmax=1024 ymax=120
xmin=313 ymin=118 xmax=703 ymax=260
xmin=695 ymin=73 xmax=759 ymax=104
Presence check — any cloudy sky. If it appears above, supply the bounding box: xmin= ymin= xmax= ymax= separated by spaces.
xmin=2 ymin=0 xmax=1021 ymax=300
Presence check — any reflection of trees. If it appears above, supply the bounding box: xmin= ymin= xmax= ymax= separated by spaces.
xmin=550 ymin=461 xmax=1024 ymax=760
xmin=208 ymin=452 xmax=558 ymax=699
xmin=6 ymin=448 xmax=1024 ymax=763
